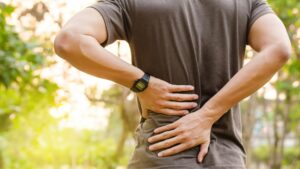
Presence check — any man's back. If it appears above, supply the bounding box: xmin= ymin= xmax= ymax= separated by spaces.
xmin=89 ymin=0 xmax=272 ymax=168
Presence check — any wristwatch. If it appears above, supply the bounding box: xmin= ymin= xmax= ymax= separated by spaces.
xmin=130 ymin=73 xmax=150 ymax=93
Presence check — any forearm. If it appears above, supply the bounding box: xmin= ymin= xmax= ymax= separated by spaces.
xmin=54 ymin=33 xmax=143 ymax=88
xmin=199 ymin=45 xmax=290 ymax=122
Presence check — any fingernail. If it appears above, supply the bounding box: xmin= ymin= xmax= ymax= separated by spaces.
xmin=158 ymin=152 xmax=163 ymax=157
xmin=148 ymin=138 xmax=152 ymax=142
xmin=149 ymin=146 xmax=153 ymax=150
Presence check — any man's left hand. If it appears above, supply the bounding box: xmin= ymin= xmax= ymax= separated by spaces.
xmin=147 ymin=109 xmax=215 ymax=163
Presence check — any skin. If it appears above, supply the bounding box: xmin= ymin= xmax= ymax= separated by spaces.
xmin=54 ymin=8 xmax=291 ymax=163
xmin=147 ymin=13 xmax=291 ymax=162
xmin=54 ymin=8 xmax=199 ymax=119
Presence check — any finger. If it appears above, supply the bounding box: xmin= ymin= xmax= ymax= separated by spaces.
xmin=154 ymin=123 xmax=177 ymax=134
xmin=168 ymin=85 xmax=194 ymax=92
xmin=158 ymin=109 xmax=189 ymax=116
xmin=163 ymin=101 xmax=197 ymax=110
xmin=149 ymin=136 xmax=181 ymax=151
xmin=198 ymin=142 xmax=210 ymax=163
xmin=166 ymin=93 xmax=199 ymax=101
xmin=158 ymin=142 xmax=192 ymax=157
xmin=148 ymin=129 xmax=179 ymax=143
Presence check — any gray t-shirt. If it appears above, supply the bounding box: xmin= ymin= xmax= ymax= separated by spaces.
xmin=88 ymin=0 xmax=274 ymax=168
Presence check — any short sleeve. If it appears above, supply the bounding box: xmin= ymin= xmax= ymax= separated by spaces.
xmin=87 ymin=0 xmax=132 ymax=46
xmin=248 ymin=0 xmax=274 ymax=29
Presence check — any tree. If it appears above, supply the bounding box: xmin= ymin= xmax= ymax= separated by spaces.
xmin=0 ymin=4 xmax=58 ymax=169
xmin=85 ymin=42 xmax=140 ymax=166
xmin=241 ymin=1 xmax=300 ymax=169
xmin=268 ymin=1 xmax=300 ymax=169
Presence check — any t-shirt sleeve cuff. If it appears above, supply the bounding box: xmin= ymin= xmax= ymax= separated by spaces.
xmin=248 ymin=9 xmax=274 ymax=30
xmin=247 ymin=1 xmax=275 ymax=44
xmin=87 ymin=5 xmax=113 ymax=46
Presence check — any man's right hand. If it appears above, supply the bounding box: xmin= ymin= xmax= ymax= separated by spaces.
xmin=137 ymin=76 xmax=198 ymax=118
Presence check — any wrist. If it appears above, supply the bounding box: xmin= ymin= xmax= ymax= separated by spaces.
xmin=195 ymin=104 xmax=222 ymax=126
xmin=122 ymin=69 xmax=143 ymax=88
xmin=130 ymin=69 xmax=144 ymax=82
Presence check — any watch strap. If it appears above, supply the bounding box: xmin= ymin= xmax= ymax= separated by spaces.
xmin=130 ymin=73 xmax=150 ymax=93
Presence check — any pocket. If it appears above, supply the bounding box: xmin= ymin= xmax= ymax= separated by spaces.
xmin=133 ymin=124 xmax=143 ymax=147
xmin=138 ymin=119 xmax=155 ymax=148
xmin=133 ymin=121 xmax=155 ymax=148
xmin=141 ymin=118 xmax=156 ymax=133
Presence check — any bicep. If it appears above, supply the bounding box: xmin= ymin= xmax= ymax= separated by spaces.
xmin=248 ymin=13 xmax=291 ymax=52
xmin=62 ymin=8 xmax=108 ymax=44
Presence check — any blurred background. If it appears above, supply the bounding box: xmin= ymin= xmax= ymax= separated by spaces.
xmin=0 ymin=0 xmax=299 ymax=169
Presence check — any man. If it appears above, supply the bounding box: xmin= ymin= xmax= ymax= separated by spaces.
xmin=54 ymin=0 xmax=291 ymax=168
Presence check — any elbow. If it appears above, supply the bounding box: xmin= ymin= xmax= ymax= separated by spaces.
xmin=54 ymin=29 xmax=76 ymax=59
xmin=272 ymin=41 xmax=292 ymax=63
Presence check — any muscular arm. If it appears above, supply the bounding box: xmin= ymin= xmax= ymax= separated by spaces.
xmin=199 ymin=13 xmax=291 ymax=122
xmin=54 ymin=8 xmax=198 ymax=117
xmin=54 ymin=8 xmax=144 ymax=88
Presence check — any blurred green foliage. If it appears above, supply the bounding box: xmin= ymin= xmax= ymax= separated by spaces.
xmin=0 ymin=5 xmax=44 ymax=88
xmin=0 ymin=3 xmax=133 ymax=169
xmin=246 ymin=1 xmax=300 ymax=169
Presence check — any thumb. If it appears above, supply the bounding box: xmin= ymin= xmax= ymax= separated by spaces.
xmin=197 ymin=141 xmax=210 ymax=163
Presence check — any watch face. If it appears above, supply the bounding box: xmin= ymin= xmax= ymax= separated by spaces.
xmin=136 ymin=81 xmax=146 ymax=90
